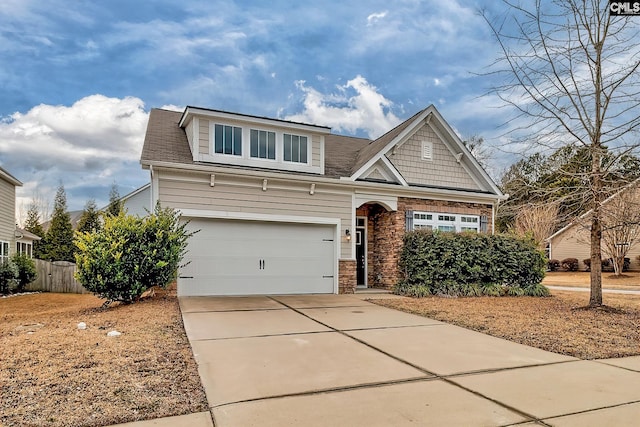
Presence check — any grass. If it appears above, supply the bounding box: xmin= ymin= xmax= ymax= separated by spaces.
xmin=370 ymin=290 xmax=640 ymax=360
xmin=0 ymin=289 xmax=208 ymax=427
xmin=543 ymin=271 xmax=640 ymax=290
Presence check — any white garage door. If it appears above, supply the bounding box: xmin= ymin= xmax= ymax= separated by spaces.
xmin=178 ymin=218 xmax=336 ymax=296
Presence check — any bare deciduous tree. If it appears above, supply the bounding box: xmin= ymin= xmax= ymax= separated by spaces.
xmin=514 ymin=203 xmax=559 ymax=251
xmin=484 ymin=0 xmax=640 ymax=306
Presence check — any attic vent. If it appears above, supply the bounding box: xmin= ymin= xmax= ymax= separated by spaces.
xmin=421 ymin=141 xmax=433 ymax=160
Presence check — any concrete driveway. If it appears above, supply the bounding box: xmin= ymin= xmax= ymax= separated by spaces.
xmin=179 ymin=294 xmax=640 ymax=426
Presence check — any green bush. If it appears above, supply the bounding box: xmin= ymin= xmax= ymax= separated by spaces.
xmin=398 ymin=230 xmax=548 ymax=298
xmin=74 ymin=204 xmax=195 ymax=304
xmin=11 ymin=253 xmax=37 ymax=292
xmin=561 ymin=257 xmax=579 ymax=271
xmin=0 ymin=261 xmax=18 ymax=294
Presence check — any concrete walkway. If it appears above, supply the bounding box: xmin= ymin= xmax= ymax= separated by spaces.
xmin=165 ymin=294 xmax=640 ymax=426
xmin=546 ymin=285 xmax=640 ymax=295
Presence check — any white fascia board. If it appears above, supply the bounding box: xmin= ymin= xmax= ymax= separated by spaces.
xmin=179 ymin=107 xmax=331 ymax=134
xmin=350 ymin=108 xmax=433 ymax=181
xmin=379 ymin=155 xmax=408 ymax=186
xmin=146 ymin=160 xmax=504 ymax=204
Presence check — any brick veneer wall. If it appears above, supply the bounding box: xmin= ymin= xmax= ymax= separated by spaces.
xmin=357 ymin=198 xmax=494 ymax=290
xmin=338 ymin=259 xmax=357 ymax=294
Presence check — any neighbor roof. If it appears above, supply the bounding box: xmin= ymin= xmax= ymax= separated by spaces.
xmin=0 ymin=165 xmax=22 ymax=186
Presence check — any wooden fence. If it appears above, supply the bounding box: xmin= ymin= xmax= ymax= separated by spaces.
xmin=27 ymin=259 xmax=90 ymax=294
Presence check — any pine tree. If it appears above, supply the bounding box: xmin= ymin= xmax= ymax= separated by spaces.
xmin=23 ymin=202 xmax=46 ymax=259
xmin=106 ymin=183 xmax=122 ymax=217
xmin=44 ymin=185 xmax=75 ymax=262
xmin=77 ymin=199 xmax=102 ymax=234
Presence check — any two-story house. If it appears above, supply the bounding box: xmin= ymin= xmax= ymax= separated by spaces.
xmin=0 ymin=166 xmax=22 ymax=263
xmin=140 ymin=105 xmax=505 ymax=296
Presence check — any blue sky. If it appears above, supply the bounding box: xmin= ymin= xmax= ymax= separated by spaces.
xmin=1 ymin=0 xmax=515 ymax=220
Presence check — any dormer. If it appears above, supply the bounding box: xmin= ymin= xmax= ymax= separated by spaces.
xmin=179 ymin=106 xmax=330 ymax=175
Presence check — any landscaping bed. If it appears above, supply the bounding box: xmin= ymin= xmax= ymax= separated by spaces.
xmin=0 ymin=290 xmax=207 ymax=427
xmin=370 ymin=290 xmax=640 ymax=360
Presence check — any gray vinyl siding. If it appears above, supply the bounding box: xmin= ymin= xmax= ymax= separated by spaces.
xmin=312 ymin=135 xmax=321 ymax=167
xmin=123 ymin=186 xmax=151 ymax=217
xmin=199 ymin=119 xmax=209 ymax=155
xmin=0 ymin=178 xmax=16 ymax=254
xmin=387 ymin=124 xmax=480 ymax=190
xmin=157 ymin=172 xmax=352 ymax=258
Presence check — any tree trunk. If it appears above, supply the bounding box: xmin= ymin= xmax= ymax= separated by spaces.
xmin=589 ymin=215 xmax=603 ymax=306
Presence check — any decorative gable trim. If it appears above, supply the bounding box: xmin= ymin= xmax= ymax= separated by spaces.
xmin=360 ymin=158 xmax=408 ymax=186
xmin=349 ymin=106 xmax=504 ymax=198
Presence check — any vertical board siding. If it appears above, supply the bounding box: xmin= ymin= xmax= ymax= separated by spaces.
xmin=158 ymin=173 xmax=352 ymax=258
xmin=387 ymin=124 xmax=480 ymax=190
xmin=312 ymin=135 xmax=321 ymax=167
xmin=27 ymin=260 xmax=90 ymax=294
xmin=199 ymin=119 xmax=209 ymax=155
xmin=0 ymin=179 xmax=16 ymax=252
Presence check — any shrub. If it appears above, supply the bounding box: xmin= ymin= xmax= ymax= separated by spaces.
xmin=74 ymin=204 xmax=195 ymax=304
xmin=398 ymin=231 xmax=546 ymax=297
xmin=11 ymin=253 xmax=37 ymax=292
xmin=583 ymin=258 xmax=591 ymax=271
xmin=548 ymin=259 xmax=561 ymax=271
xmin=524 ymin=283 xmax=551 ymax=297
xmin=0 ymin=261 xmax=18 ymax=294
xmin=393 ymin=282 xmax=432 ymax=298
xmin=561 ymin=258 xmax=579 ymax=271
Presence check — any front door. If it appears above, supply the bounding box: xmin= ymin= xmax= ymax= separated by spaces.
xmin=356 ymin=217 xmax=367 ymax=287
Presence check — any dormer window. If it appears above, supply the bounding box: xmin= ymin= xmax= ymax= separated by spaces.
xmin=250 ymin=129 xmax=276 ymax=160
xmin=214 ymin=124 xmax=242 ymax=156
xmin=284 ymin=133 xmax=308 ymax=163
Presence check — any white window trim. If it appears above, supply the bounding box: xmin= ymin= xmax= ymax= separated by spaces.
xmin=413 ymin=211 xmax=480 ymax=232
xmin=205 ymin=121 xmax=318 ymax=172
xmin=0 ymin=240 xmax=9 ymax=263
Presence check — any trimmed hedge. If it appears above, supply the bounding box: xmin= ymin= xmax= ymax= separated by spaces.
xmin=561 ymin=258 xmax=579 ymax=271
xmin=395 ymin=231 xmax=548 ymax=297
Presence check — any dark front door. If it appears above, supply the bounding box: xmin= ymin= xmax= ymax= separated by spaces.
xmin=356 ymin=218 xmax=366 ymax=286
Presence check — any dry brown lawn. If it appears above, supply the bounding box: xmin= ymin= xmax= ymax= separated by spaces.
xmin=370 ymin=290 xmax=640 ymax=360
xmin=0 ymin=290 xmax=207 ymax=427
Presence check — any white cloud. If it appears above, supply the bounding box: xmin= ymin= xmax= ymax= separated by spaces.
xmin=433 ymin=78 xmax=441 ymax=86
xmin=0 ymin=95 xmax=149 ymax=217
xmin=366 ymin=11 xmax=388 ymax=26
xmin=286 ymin=75 xmax=400 ymax=139
xmin=159 ymin=104 xmax=184 ymax=112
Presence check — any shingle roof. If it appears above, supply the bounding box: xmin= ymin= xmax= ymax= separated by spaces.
xmin=141 ymin=109 xmax=192 ymax=164
xmin=141 ymin=108 xmax=376 ymax=178
xmin=351 ymin=108 xmax=427 ymax=174
xmin=0 ymin=165 xmax=22 ymax=186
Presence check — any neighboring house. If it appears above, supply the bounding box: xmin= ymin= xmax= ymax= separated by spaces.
xmin=15 ymin=227 xmax=41 ymax=258
xmin=548 ymin=179 xmax=640 ymax=271
xmin=141 ymin=105 xmax=506 ymax=296
xmin=0 ymin=166 xmax=22 ymax=263
xmin=41 ymin=210 xmax=84 ymax=232
xmin=119 ymin=183 xmax=151 ymax=216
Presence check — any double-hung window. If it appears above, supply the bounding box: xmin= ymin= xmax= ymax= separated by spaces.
xmin=413 ymin=212 xmax=480 ymax=233
xmin=16 ymin=242 xmax=33 ymax=258
xmin=283 ymin=133 xmax=308 ymax=163
xmin=0 ymin=241 xmax=8 ymax=264
xmin=250 ymin=129 xmax=276 ymax=160
xmin=214 ymin=124 xmax=242 ymax=156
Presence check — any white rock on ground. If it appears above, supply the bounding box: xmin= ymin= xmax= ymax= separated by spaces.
xmin=77 ymin=322 xmax=87 ymax=330
xmin=107 ymin=330 xmax=122 ymax=337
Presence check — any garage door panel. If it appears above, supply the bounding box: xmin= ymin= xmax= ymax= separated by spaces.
xmin=178 ymin=219 xmax=336 ymax=296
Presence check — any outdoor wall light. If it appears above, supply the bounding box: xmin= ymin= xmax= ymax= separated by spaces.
xmin=345 ymin=229 xmax=351 ymax=241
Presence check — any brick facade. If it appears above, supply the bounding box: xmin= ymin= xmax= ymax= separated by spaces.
xmin=355 ymin=198 xmax=493 ymax=290
xmin=338 ymin=259 xmax=357 ymax=294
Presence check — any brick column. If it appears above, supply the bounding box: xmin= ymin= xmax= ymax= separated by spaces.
xmin=338 ymin=259 xmax=357 ymax=294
